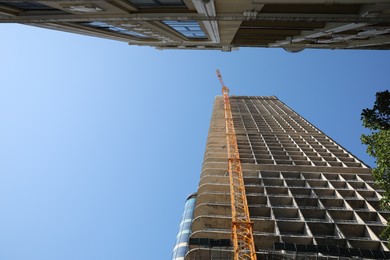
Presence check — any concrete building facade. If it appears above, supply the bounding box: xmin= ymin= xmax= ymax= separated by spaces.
xmin=185 ymin=96 xmax=389 ymax=259
xmin=1 ymin=1 xmax=390 ymax=51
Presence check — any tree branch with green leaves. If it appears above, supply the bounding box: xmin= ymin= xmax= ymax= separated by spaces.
xmin=361 ymin=90 xmax=390 ymax=241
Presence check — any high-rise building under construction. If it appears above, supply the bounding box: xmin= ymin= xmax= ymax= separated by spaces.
xmin=172 ymin=95 xmax=389 ymax=259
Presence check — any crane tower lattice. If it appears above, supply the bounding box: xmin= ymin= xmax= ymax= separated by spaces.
xmin=216 ymin=70 xmax=257 ymax=260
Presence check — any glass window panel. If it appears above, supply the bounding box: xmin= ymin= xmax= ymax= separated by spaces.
xmin=159 ymin=0 xmax=184 ymax=4
xmin=173 ymin=26 xmax=188 ymax=31
xmin=127 ymin=0 xmax=184 ymax=7
xmin=128 ymin=0 xmax=156 ymax=5
xmin=162 ymin=20 xmax=206 ymax=39
xmin=1 ymin=1 xmax=55 ymax=10
xmin=80 ymin=22 xmax=148 ymax=38
xmin=88 ymin=21 xmax=109 ymax=27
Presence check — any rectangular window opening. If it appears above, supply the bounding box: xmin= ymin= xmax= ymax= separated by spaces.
xmin=163 ymin=20 xmax=207 ymax=39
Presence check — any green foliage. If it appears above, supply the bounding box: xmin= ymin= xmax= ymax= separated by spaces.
xmin=361 ymin=90 xmax=390 ymax=242
xmin=362 ymin=130 xmax=390 ymax=208
xmin=380 ymin=224 xmax=390 ymax=241
xmin=361 ymin=90 xmax=390 ymax=131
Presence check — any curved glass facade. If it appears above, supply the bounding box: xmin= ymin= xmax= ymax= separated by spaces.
xmin=171 ymin=193 xmax=197 ymax=260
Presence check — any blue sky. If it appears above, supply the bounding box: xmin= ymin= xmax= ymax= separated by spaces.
xmin=0 ymin=23 xmax=389 ymax=260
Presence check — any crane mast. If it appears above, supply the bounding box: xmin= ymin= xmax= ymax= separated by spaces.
xmin=216 ymin=70 xmax=257 ymax=260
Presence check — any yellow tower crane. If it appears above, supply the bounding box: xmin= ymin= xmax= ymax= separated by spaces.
xmin=216 ymin=70 xmax=257 ymax=260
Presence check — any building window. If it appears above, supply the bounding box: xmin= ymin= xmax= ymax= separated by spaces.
xmin=163 ymin=20 xmax=206 ymax=39
xmin=127 ymin=0 xmax=185 ymax=7
xmin=81 ymin=22 xmax=147 ymax=38
xmin=0 ymin=1 xmax=54 ymax=10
